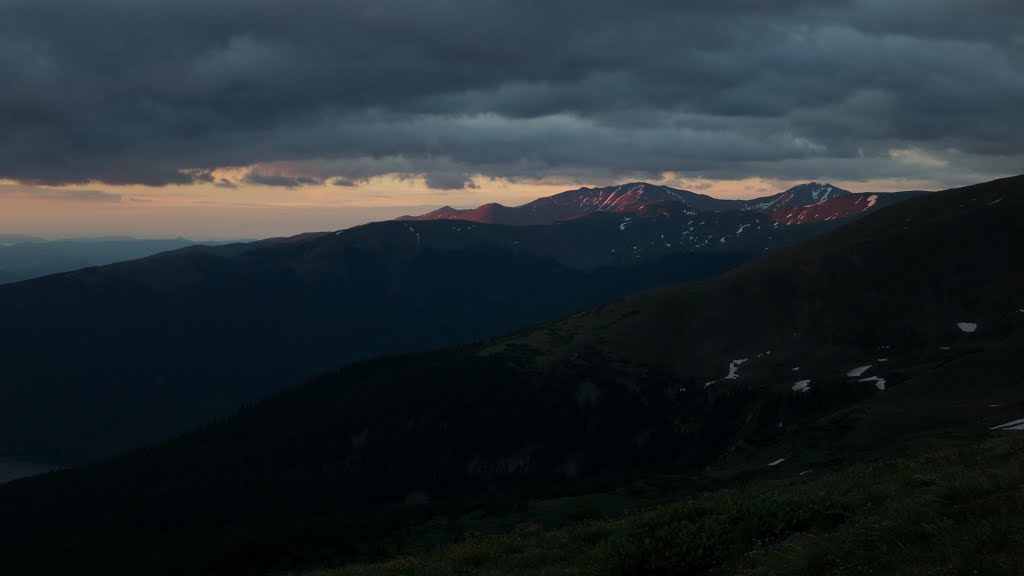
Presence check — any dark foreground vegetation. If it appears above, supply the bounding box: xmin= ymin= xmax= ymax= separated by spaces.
xmin=316 ymin=434 xmax=1024 ymax=576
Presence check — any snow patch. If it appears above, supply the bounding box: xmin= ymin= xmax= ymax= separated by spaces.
xmin=724 ymin=358 xmax=749 ymax=380
xmin=768 ymin=458 xmax=786 ymax=467
xmin=988 ymin=197 xmax=1005 ymax=206
xmin=991 ymin=417 xmax=1024 ymax=431
xmin=859 ymin=376 xmax=886 ymax=390
xmin=866 ymin=194 xmax=878 ymax=208
xmin=736 ymin=223 xmax=751 ymax=235
xmin=847 ymin=365 xmax=872 ymax=377
xmin=792 ymin=380 xmax=811 ymax=393
xmin=619 ymin=217 xmax=632 ymax=231
xmin=957 ymin=322 xmax=978 ymax=333
xmin=405 ymin=224 xmax=421 ymax=246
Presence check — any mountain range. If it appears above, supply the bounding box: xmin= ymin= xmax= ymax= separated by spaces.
xmin=399 ymin=182 xmax=919 ymax=227
xmin=0 ymin=175 xmax=1018 ymax=575
xmin=0 ymin=237 xmax=233 ymax=284
xmin=0 ymin=182 xmax=910 ymax=469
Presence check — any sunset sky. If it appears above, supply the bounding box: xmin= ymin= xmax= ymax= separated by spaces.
xmin=2 ymin=0 xmax=1021 ymax=239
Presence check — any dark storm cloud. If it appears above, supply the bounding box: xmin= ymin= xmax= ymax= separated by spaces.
xmin=0 ymin=184 xmax=122 ymax=202
xmin=0 ymin=0 xmax=1020 ymax=189
xmin=243 ymin=172 xmax=322 ymax=188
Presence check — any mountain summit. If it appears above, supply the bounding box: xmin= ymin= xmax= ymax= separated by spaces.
xmin=768 ymin=182 xmax=850 ymax=208
xmin=398 ymin=183 xmax=719 ymax=225
xmin=520 ymin=182 xmax=736 ymax=215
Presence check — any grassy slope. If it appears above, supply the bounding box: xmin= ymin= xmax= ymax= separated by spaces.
xmin=308 ymin=313 xmax=1024 ymax=575
xmin=313 ymin=433 xmax=1024 ymax=576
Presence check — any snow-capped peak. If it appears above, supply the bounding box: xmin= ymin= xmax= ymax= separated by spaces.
xmin=787 ymin=183 xmax=848 ymax=204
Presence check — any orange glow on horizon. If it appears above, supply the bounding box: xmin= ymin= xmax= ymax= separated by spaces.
xmin=0 ymin=173 xmax=963 ymax=239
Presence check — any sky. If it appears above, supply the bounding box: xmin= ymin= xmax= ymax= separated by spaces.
xmin=1 ymin=0 xmax=1021 ymax=238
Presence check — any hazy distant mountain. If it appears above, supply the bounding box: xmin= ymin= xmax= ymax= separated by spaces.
xmin=0 ymin=460 xmax=49 ymax=485
xmin=0 ymin=234 xmax=45 ymax=244
xmin=0 ymin=237 xmax=235 ymax=284
xmin=1 ymin=175 xmax=1016 ymax=576
xmin=400 ymin=182 xmax=922 ymax=226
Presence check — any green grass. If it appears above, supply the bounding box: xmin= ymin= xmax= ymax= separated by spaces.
xmin=303 ymin=435 xmax=1024 ymax=576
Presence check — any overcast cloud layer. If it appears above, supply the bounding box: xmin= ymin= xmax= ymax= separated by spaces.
xmin=1 ymin=0 xmax=1021 ymax=190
